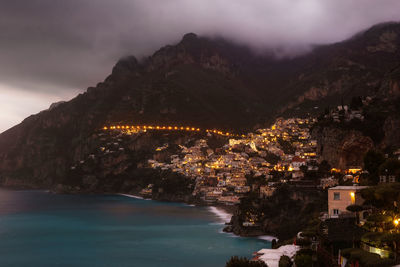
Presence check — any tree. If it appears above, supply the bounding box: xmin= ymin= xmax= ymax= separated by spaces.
xmin=264 ymin=152 xmax=281 ymax=165
xmin=350 ymin=96 xmax=363 ymax=110
xmin=299 ymin=165 xmax=308 ymax=176
xmin=381 ymin=233 xmax=400 ymax=262
xmin=279 ymin=255 xmax=292 ymax=267
xmin=361 ymin=184 xmax=400 ymax=210
xmin=364 ymin=150 xmax=386 ymax=184
xmin=363 ymin=213 xmax=394 ymax=232
xmin=318 ymin=160 xmax=331 ymax=175
xmin=225 ymin=256 xmax=268 ymax=267
xmin=346 ymin=204 xmax=365 ymax=225
xmin=277 ymin=138 xmax=295 ymax=154
xmin=271 ymin=239 xmax=277 ymax=249
xmin=379 ymin=159 xmax=400 ymax=176
xmin=294 ymin=253 xmax=312 ymax=267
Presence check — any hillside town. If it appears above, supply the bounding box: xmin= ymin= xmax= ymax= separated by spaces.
xmin=146 ymin=118 xmax=318 ymax=205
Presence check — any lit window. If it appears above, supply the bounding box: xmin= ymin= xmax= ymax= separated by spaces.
xmin=334 ymin=192 xmax=340 ymax=200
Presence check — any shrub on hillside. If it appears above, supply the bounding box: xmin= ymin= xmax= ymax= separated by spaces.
xmin=278 ymin=255 xmax=292 ymax=267
xmin=225 ymin=256 xmax=268 ymax=267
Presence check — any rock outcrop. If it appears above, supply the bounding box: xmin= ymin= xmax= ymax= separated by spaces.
xmin=313 ymin=127 xmax=374 ymax=169
xmin=382 ymin=115 xmax=400 ymax=149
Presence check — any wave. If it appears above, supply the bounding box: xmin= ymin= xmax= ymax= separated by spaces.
xmin=258 ymin=235 xmax=278 ymax=242
xmin=208 ymin=206 xmax=232 ymax=224
xmin=117 ymin=193 xmax=148 ymax=200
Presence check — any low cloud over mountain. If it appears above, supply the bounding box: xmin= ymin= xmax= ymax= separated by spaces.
xmin=0 ymin=0 xmax=399 ymax=131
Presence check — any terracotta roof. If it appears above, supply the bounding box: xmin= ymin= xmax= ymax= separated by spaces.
xmin=292 ymin=156 xmax=306 ymax=163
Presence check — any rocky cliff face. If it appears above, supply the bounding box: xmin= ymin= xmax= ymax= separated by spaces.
xmin=53 ymin=130 xmax=202 ymax=196
xmin=312 ymin=127 xmax=374 ymax=169
xmin=1 ymin=23 xmax=400 ymax=188
xmin=382 ymin=115 xmax=400 ymax=149
xmin=311 ymin=50 xmax=400 ymax=168
xmin=281 ymin=23 xmax=400 ymax=115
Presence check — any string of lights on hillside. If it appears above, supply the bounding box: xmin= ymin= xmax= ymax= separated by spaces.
xmin=102 ymin=125 xmax=246 ymax=138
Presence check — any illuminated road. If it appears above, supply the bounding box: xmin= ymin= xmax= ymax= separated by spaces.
xmin=102 ymin=125 xmax=245 ymax=137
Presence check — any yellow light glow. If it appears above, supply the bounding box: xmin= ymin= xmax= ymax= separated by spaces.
xmin=347 ymin=168 xmax=362 ymax=174
xmin=350 ymin=192 xmax=355 ymax=204
xmin=394 ymin=219 xmax=399 ymax=226
xmin=103 ymin=127 xmax=108 ymax=130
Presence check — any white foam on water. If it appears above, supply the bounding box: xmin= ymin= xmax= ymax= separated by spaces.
xmin=118 ymin=193 xmax=149 ymax=200
xmin=258 ymin=235 xmax=278 ymax=242
xmin=208 ymin=206 xmax=232 ymax=224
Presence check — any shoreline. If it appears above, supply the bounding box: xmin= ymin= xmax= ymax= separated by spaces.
xmin=105 ymin=192 xmax=278 ymax=242
xmin=5 ymin=188 xmax=277 ymax=242
xmin=206 ymin=206 xmax=277 ymax=243
xmin=207 ymin=206 xmax=233 ymax=224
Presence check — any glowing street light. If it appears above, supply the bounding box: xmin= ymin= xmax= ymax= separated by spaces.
xmin=394 ymin=219 xmax=399 ymax=226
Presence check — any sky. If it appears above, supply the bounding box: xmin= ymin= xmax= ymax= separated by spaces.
xmin=0 ymin=0 xmax=399 ymax=133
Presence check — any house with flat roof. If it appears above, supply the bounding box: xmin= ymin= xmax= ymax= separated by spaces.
xmin=328 ymin=186 xmax=368 ymax=218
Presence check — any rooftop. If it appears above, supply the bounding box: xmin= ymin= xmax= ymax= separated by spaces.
xmin=328 ymin=185 xmax=369 ymax=191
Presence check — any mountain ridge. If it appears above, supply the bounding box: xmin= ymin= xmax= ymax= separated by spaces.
xmin=0 ymin=22 xmax=399 ymax=187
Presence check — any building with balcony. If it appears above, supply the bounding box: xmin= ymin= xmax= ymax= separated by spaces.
xmin=328 ymin=186 xmax=368 ymax=218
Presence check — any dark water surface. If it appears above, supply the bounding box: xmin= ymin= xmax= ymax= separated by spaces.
xmin=0 ymin=189 xmax=269 ymax=267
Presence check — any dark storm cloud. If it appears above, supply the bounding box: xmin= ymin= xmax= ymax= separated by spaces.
xmin=0 ymin=0 xmax=399 ymax=131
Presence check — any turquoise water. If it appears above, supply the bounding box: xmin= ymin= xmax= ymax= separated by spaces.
xmin=0 ymin=189 xmax=269 ymax=267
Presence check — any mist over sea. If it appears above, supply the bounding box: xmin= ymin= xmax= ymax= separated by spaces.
xmin=0 ymin=189 xmax=269 ymax=267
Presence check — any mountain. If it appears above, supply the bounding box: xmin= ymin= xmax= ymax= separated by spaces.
xmin=0 ymin=22 xmax=400 ymax=188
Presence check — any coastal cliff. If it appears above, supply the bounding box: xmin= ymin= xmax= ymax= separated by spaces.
xmin=52 ymin=131 xmax=202 ymax=199
xmin=224 ymin=185 xmax=327 ymax=240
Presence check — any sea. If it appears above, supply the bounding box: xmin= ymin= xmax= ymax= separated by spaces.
xmin=0 ymin=189 xmax=270 ymax=267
